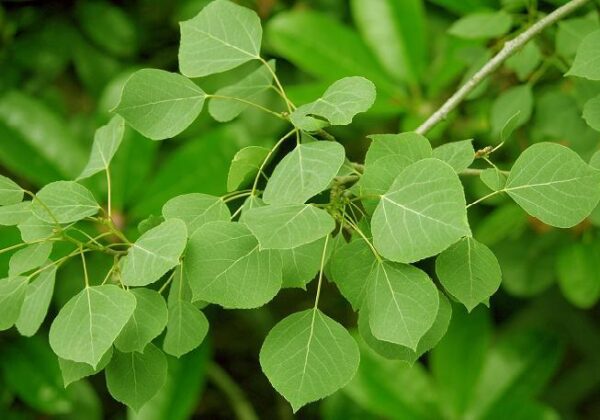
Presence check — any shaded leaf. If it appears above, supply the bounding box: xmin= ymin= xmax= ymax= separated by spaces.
xmin=16 ymin=265 xmax=56 ymax=336
xmin=0 ymin=276 xmax=28 ymax=330
xmin=227 ymin=146 xmax=270 ymax=192
xmin=162 ymin=193 xmax=230 ymax=235
xmin=433 ymin=139 xmax=474 ymax=172
xmin=163 ymin=300 xmax=209 ymax=358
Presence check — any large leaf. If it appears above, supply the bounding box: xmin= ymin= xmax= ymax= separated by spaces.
xmin=32 ymin=181 xmax=100 ymax=224
xmin=78 ymin=115 xmax=125 ymax=179
xmin=105 ymin=344 xmax=168 ymax=412
xmin=505 ymin=142 xmax=600 ymax=227
xmin=162 ymin=193 xmax=230 ymax=236
xmin=566 ymin=30 xmax=600 ymax=80
xmin=0 ymin=175 xmax=23 ymax=205
xmin=163 ymin=300 xmax=209 ymax=358
xmin=49 ymin=284 xmax=136 ymax=367
xmin=263 ymin=141 xmax=345 ymax=205
xmin=209 ymin=62 xmax=274 ymax=122
xmin=121 ymin=219 xmax=188 ymax=287
xmin=0 ymin=276 xmax=28 ymax=330
xmin=179 ymin=0 xmax=262 ymax=77
xmin=366 ymin=261 xmax=439 ymax=349
xmin=15 ymin=266 xmax=56 ymax=336
xmin=290 ymin=77 xmax=376 ymax=131
xmin=260 ymin=309 xmax=360 ymax=412
xmin=350 ymin=0 xmax=426 ymax=83
xmin=114 ymin=289 xmax=168 ymax=353
xmin=243 ymin=204 xmax=335 ymax=249
xmin=372 ymin=158 xmax=470 ymax=263
xmin=184 ymin=221 xmax=281 ymax=308
xmin=435 ymin=237 xmax=502 ymax=312
xmin=115 ymin=69 xmax=207 ymax=140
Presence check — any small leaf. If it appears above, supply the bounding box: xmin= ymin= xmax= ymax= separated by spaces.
xmin=280 ymin=236 xmax=328 ymax=289
xmin=372 ymin=158 xmax=471 ymax=263
xmin=58 ymin=347 xmax=113 ymax=387
xmin=290 ymin=77 xmax=376 ymax=130
xmin=121 ymin=219 xmax=188 ymax=287
xmin=449 ymin=11 xmax=512 ymax=40
xmin=184 ymin=221 xmax=282 ymax=308
xmin=49 ymin=285 xmax=136 ymax=367
xmin=115 ymin=69 xmax=207 ymax=140
xmin=0 ymin=175 xmax=24 ymax=205
xmin=78 ymin=115 xmax=125 ymax=179
xmin=243 ymin=204 xmax=335 ymax=249
xmin=162 ymin=193 xmax=230 ymax=235
xmin=209 ymin=62 xmax=275 ymax=122
xmin=114 ymin=289 xmax=168 ymax=353
xmin=9 ymin=241 xmax=53 ymax=276
xmin=490 ymin=85 xmax=533 ymax=138
xmin=566 ymin=30 xmax=600 ymax=80
xmin=0 ymin=276 xmax=28 ymax=331
xmin=227 ymin=146 xmax=270 ymax=192
xmin=480 ymin=168 xmax=507 ymax=191
xmin=15 ymin=265 xmax=56 ymax=337
xmin=0 ymin=202 xmax=31 ymax=226
xmin=179 ymin=0 xmax=262 ymax=77
xmin=433 ymin=140 xmax=475 ymax=172
xmin=263 ymin=141 xmax=345 ymax=205
xmin=505 ymin=142 xmax=600 ymax=227
xmin=505 ymin=41 xmax=541 ymax=81
xmin=366 ymin=261 xmax=439 ymax=349
xmin=260 ymin=309 xmax=360 ymax=412
xmin=32 ymin=181 xmax=100 ymax=224
xmin=556 ymin=242 xmax=600 ymax=308
xmin=105 ymin=344 xmax=168 ymax=412
xmin=436 ymin=237 xmax=502 ymax=312
xmin=163 ymin=300 xmax=209 ymax=358
xmin=556 ymin=16 xmax=599 ymax=60
xmin=583 ymin=94 xmax=600 ymax=132
xmin=329 ymin=238 xmax=378 ymax=310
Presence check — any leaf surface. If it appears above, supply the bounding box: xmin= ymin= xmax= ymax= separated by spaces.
xmin=78 ymin=115 xmax=125 ymax=179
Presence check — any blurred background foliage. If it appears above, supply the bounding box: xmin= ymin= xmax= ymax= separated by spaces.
xmin=0 ymin=0 xmax=599 ymax=418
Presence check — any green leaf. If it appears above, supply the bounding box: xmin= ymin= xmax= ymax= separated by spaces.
xmin=209 ymin=62 xmax=275 ymax=122
xmin=566 ymin=30 xmax=600 ymax=80
xmin=556 ymin=242 xmax=600 ymax=308
xmin=449 ymin=11 xmax=512 ymax=40
xmin=372 ymin=158 xmax=470 ymax=263
xmin=0 ymin=202 xmax=31 ymax=226
xmin=0 ymin=175 xmax=23 ymax=205
xmin=263 ymin=141 xmax=346 ymax=205
xmin=163 ymin=300 xmax=209 ymax=358
xmin=49 ymin=285 xmax=136 ymax=367
xmin=290 ymin=77 xmax=376 ymax=131
xmin=121 ymin=219 xmax=188 ymax=287
xmin=556 ymin=16 xmax=599 ymax=60
xmin=78 ymin=115 xmax=125 ymax=179
xmin=0 ymin=276 xmax=28 ymax=330
xmin=433 ymin=139 xmax=475 ymax=172
xmin=350 ymin=0 xmax=426 ymax=83
xmin=16 ymin=265 xmax=56 ymax=336
xmin=505 ymin=41 xmax=541 ymax=81
xmin=115 ymin=69 xmax=207 ymax=140
xmin=366 ymin=261 xmax=439 ymax=349
xmin=58 ymin=347 xmax=113 ymax=387
xmin=583 ymin=94 xmax=600 ymax=132
xmin=505 ymin=142 xmax=600 ymax=227
xmin=9 ymin=241 xmax=53 ymax=276
xmin=358 ymin=290 xmax=452 ymax=363
xmin=490 ymin=85 xmax=533 ymax=138
xmin=184 ymin=221 xmax=281 ymax=308
xmin=329 ymin=239 xmax=378 ymax=310
xmin=358 ymin=132 xmax=432 ymax=198
xmin=480 ymin=168 xmax=507 ymax=191
xmin=227 ymin=146 xmax=270 ymax=192
xmin=260 ymin=309 xmax=360 ymax=412
xmin=243 ymin=204 xmax=335 ymax=249
xmin=280 ymin=236 xmax=328 ymax=289
xmin=162 ymin=193 xmax=230 ymax=236
xmin=114 ymin=289 xmax=168 ymax=353
xmin=436 ymin=237 xmax=502 ymax=312
xmin=32 ymin=181 xmax=100 ymax=224
xmin=18 ymin=216 xmax=55 ymax=242
xmin=178 ymin=0 xmax=262 ymax=77
xmin=105 ymin=344 xmax=168 ymax=412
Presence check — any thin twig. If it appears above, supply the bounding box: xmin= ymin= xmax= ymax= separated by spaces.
xmin=416 ymin=0 xmax=590 ymax=135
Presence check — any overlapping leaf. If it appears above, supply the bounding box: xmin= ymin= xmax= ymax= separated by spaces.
xmin=78 ymin=115 xmax=125 ymax=179
xmin=32 ymin=181 xmax=99 ymax=224
xmin=15 ymin=266 xmax=56 ymax=337
xmin=0 ymin=175 xmax=23 ymax=205
xmin=162 ymin=193 xmax=230 ymax=235
xmin=0 ymin=276 xmax=28 ymax=330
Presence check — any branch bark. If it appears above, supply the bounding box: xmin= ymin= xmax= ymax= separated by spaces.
xmin=416 ymin=0 xmax=590 ymax=136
